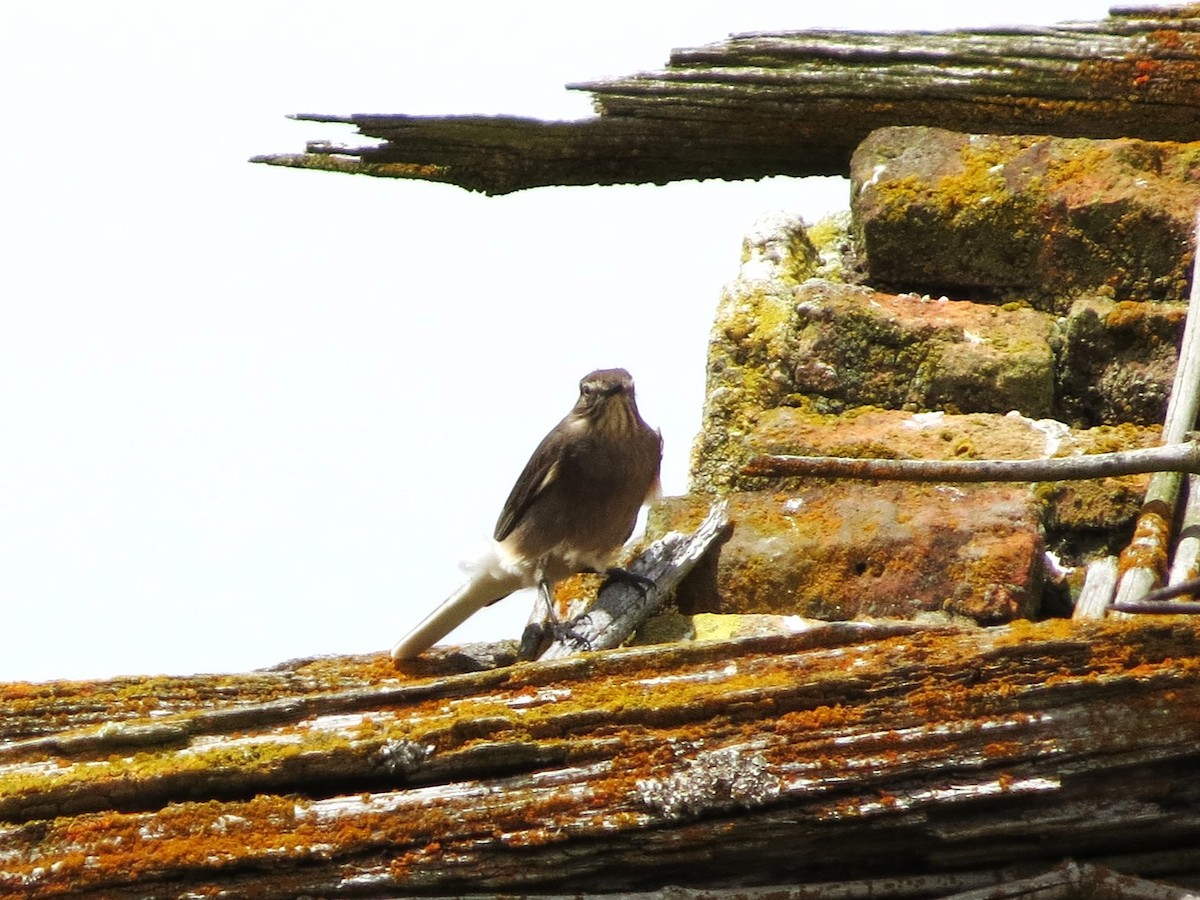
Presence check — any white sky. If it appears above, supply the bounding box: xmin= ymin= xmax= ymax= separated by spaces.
xmin=2 ymin=1 xmax=1107 ymax=682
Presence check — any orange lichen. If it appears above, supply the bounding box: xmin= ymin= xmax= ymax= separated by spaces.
xmin=1116 ymin=507 xmax=1173 ymax=578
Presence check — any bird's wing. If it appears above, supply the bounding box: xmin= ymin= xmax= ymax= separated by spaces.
xmin=493 ymin=420 xmax=571 ymax=542
xmin=644 ymin=427 xmax=665 ymax=500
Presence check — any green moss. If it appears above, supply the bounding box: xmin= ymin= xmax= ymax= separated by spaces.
xmin=806 ymin=215 xmax=845 ymax=250
xmin=865 ymin=136 xmax=1045 ymax=287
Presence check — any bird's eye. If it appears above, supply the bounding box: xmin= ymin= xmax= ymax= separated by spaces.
xmin=579 ymin=373 xmax=628 ymax=399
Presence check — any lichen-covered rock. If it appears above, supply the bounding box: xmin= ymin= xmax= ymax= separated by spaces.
xmin=694 ymin=217 xmax=1180 ymax=496
xmin=805 ymin=211 xmax=856 ymax=284
xmin=691 ymin=213 xmax=821 ymax=493
xmin=693 ymin=271 xmax=1056 ymax=492
xmin=851 ymin=127 xmax=1200 ymax=309
xmin=732 ymin=405 xmax=1160 ymax=564
xmin=650 ymin=485 xmax=1043 ymax=625
xmin=789 ymin=282 xmax=1055 ymax=416
xmin=684 ymin=403 xmax=1161 ymax=616
xmin=1031 ymin=422 xmax=1165 ymax=563
xmin=747 ymin=407 xmax=1065 ymax=466
xmin=1056 ymin=295 xmax=1187 ymax=427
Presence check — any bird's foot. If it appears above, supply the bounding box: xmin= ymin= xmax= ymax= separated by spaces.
xmin=548 ymin=617 xmax=594 ymax=653
xmin=519 ymin=611 xmax=593 ymax=658
xmin=603 ymin=566 xmax=657 ymax=597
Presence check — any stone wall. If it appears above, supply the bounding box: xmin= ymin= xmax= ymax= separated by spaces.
xmin=658 ymin=125 xmax=1198 ymax=627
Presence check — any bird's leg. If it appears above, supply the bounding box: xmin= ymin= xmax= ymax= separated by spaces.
xmin=541 ymin=575 xmax=596 ymax=654
xmin=519 ymin=573 xmax=600 ymax=657
xmin=517 ymin=574 xmax=555 ymax=661
xmin=578 ymin=564 xmax=658 ymax=597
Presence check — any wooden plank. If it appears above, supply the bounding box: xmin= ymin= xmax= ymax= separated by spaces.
xmin=3 ymin=619 xmax=1200 ymax=896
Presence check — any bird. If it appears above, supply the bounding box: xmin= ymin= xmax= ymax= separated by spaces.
xmin=390 ymin=367 xmax=663 ymax=660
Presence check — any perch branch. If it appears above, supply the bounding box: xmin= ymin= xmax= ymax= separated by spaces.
xmin=744 ymin=439 xmax=1200 ymax=482
xmin=539 ymin=501 xmax=732 ymax=660
xmin=1111 ymin=575 xmax=1200 ymax=613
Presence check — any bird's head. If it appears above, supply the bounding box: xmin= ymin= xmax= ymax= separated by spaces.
xmin=575 ymin=368 xmax=637 ymax=416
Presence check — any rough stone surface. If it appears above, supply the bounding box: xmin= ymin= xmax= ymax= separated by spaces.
xmin=738 ymin=406 xmax=1161 ymax=565
xmin=692 ymin=213 xmax=822 ymax=493
xmin=695 ymin=209 xmax=1184 ymax=497
xmin=1057 ymin=294 xmax=1187 ymax=427
xmin=748 ymin=407 xmax=1070 ymax=465
xmin=788 ymin=281 xmax=1055 ymax=416
xmin=850 ymin=126 xmax=1200 ymax=309
xmin=649 ymin=485 xmax=1043 ymax=625
xmin=693 ymin=216 xmax=1067 ymax=494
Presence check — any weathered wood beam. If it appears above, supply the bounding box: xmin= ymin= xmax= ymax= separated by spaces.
xmin=252 ymin=7 xmax=1200 ymax=194
xmin=3 ymin=618 xmax=1200 ymax=896
xmin=253 ymin=113 xmax=850 ymax=194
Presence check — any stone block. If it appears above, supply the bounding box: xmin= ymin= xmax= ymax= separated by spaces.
xmin=735 ymin=406 xmax=1160 ymax=562
xmin=851 ymin=127 xmax=1200 ymax=309
xmin=650 ymin=486 xmax=1043 ymax=625
xmin=788 ymin=281 xmax=1055 ymax=416
xmin=1056 ymin=295 xmax=1187 ymax=427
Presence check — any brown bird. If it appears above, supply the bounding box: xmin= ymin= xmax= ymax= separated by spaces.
xmin=390 ymin=368 xmax=662 ymax=660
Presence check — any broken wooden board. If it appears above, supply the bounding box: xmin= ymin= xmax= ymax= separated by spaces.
xmin=253 ymin=7 xmax=1200 ymax=194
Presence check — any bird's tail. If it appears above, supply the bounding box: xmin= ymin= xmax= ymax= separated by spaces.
xmin=390 ymin=552 xmax=524 ymax=659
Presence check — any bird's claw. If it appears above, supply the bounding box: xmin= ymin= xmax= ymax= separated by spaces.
xmin=518 ymin=612 xmax=594 ymax=659
xmin=550 ymin=616 xmax=594 ymax=652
